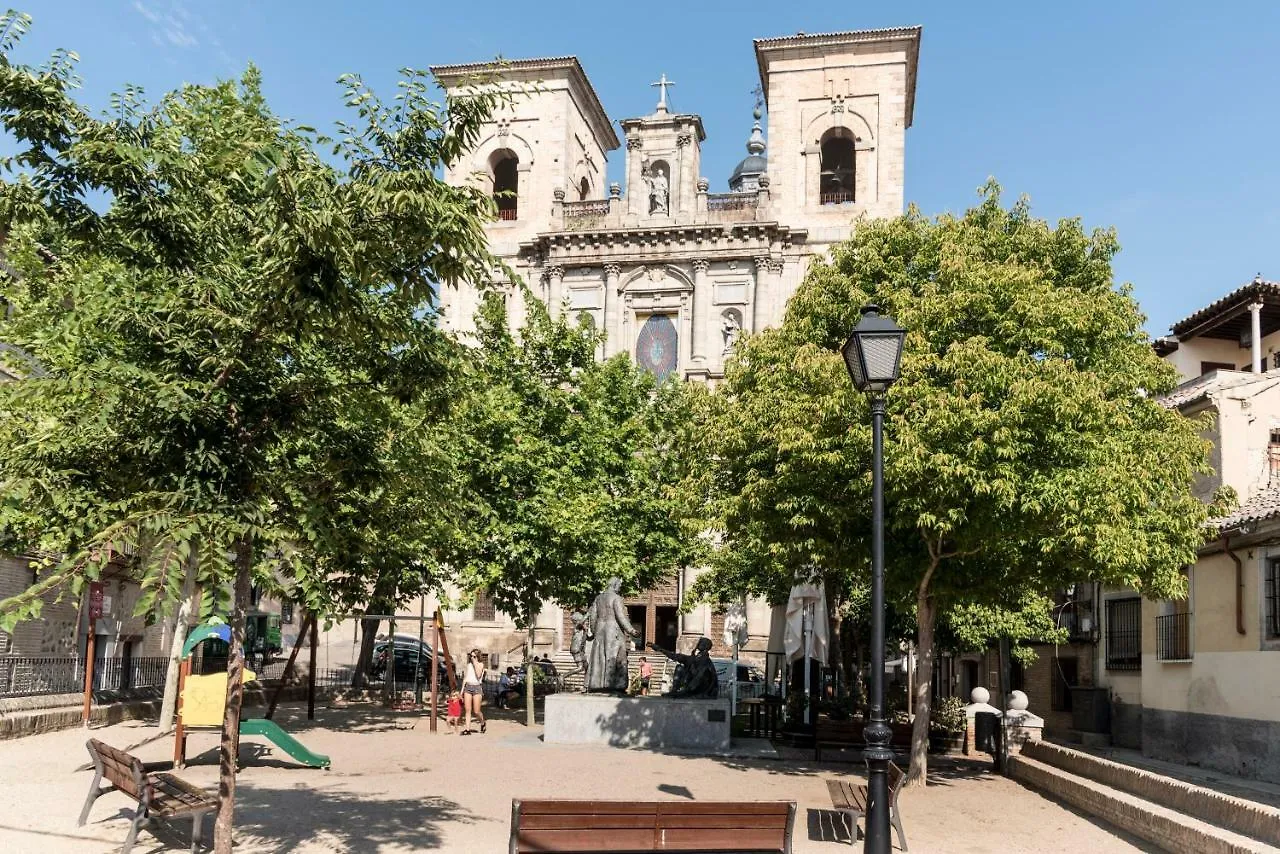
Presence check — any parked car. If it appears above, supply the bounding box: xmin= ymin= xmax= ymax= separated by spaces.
xmin=712 ymin=658 xmax=767 ymax=700
xmin=371 ymin=637 xmax=452 ymax=686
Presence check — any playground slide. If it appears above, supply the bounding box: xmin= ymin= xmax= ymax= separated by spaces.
xmin=239 ymin=719 xmax=331 ymax=769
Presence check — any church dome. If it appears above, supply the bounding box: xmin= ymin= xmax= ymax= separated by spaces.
xmin=728 ymin=106 xmax=768 ymax=193
xmin=731 ymin=154 xmax=768 ymax=184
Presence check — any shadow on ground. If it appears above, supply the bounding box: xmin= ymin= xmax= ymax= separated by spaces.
xmin=231 ymin=783 xmax=479 ymax=853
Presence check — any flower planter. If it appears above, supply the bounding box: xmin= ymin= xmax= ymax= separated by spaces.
xmin=929 ymin=731 xmax=965 ymax=755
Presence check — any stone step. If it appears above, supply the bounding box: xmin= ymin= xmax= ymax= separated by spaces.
xmin=1023 ymin=741 xmax=1280 ymax=847
xmin=1010 ymin=754 xmax=1280 ymax=854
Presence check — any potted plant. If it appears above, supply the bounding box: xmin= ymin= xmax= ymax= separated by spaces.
xmin=928 ymin=695 xmax=967 ymax=754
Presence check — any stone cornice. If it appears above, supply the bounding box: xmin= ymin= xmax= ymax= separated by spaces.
xmin=429 ymin=56 xmax=620 ymax=151
xmin=753 ymin=26 xmax=922 ymax=127
xmin=519 ymin=222 xmax=802 ymax=265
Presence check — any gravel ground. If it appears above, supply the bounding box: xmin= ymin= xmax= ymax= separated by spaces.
xmin=0 ymin=700 xmax=1159 ymax=853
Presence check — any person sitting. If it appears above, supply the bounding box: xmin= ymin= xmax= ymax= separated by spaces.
xmin=497 ymin=667 xmax=516 ymax=709
xmin=647 ymin=638 xmax=719 ymax=699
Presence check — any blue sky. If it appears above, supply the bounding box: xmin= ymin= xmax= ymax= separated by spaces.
xmin=16 ymin=1 xmax=1280 ymax=334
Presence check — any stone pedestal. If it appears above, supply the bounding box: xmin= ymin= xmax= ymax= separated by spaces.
xmin=544 ymin=693 xmax=730 ymax=752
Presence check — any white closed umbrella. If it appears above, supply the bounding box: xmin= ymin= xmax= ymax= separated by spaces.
xmin=723 ymin=601 xmax=748 ymax=716
xmin=785 ymin=583 xmax=828 ymax=725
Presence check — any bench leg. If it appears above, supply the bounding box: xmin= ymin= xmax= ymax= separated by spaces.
xmin=841 ymin=809 xmax=860 ymax=846
xmin=892 ymin=807 xmax=907 ymax=852
xmin=191 ymin=811 xmax=205 ymax=853
xmin=77 ymin=772 xmax=102 ymax=827
xmin=122 ymin=803 xmax=147 ymax=854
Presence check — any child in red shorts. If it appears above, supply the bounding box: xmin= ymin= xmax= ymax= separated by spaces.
xmin=446 ymin=691 xmax=463 ymax=734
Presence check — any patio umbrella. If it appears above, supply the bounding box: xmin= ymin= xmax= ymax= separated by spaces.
xmin=784 ymin=584 xmax=828 ymax=724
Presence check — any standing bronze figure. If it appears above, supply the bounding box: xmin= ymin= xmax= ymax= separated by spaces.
xmin=584 ymin=578 xmax=638 ymax=692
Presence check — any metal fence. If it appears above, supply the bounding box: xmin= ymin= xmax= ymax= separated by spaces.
xmin=0 ymin=656 xmax=170 ymax=698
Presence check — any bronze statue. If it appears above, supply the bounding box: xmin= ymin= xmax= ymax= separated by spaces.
xmin=648 ymin=637 xmax=719 ymax=699
xmin=584 ymin=577 xmax=638 ymax=692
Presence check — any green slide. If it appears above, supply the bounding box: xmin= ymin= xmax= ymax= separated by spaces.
xmin=239 ymin=718 xmax=331 ymax=768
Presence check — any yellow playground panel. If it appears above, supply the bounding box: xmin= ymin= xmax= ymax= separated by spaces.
xmin=181 ymin=668 xmax=256 ymax=727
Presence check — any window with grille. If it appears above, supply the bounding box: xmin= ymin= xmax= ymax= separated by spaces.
xmin=472 ymin=590 xmax=496 ymax=622
xmin=1106 ymin=598 xmax=1142 ymax=670
xmin=280 ymin=600 xmax=294 ymax=624
xmin=1267 ymin=560 xmax=1280 ymax=639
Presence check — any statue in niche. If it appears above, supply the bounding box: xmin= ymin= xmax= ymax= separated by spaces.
xmin=647 ymin=637 xmax=719 ymax=699
xmin=644 ymin=162 xmax=670 ymax=215
xmin=583 ymin=577 xmax=639 ymax=692
xmin=721 ymin=310 xmax=742 ymax=354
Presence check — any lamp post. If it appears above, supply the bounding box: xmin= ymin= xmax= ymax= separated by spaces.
xmin=841 ymin=304 xmax=906 ymax=854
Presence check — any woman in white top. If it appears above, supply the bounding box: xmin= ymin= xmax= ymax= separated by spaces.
xmin=461 ymin=649 xmax=486 ymax=734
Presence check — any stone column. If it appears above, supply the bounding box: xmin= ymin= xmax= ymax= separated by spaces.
xmin=1251 ymin=301 xmax=1264 ymax=372
xmin=547 ymin=264 xmax=565 ymax=317
xmin=691 ymin=259 xmax=711 ymax=363
xmin=752 ymin=256 xmax=772 ymax=331
xmin=626 ymin=137 xmax=643 ymax=217
xmin=769 ymin=257 xmax=786 ymax=323
xmin=622 ymin=293 xmax=635 ymax=358
xmin=676 ymin=131 xmax=694 ymax=215
xmin=696 ymin=177 xmax=708 ymax=218
xmin=681 ymin=291 xmax=693 ymax=373
xmin=603 ymin=263 xmax=621 ymax=358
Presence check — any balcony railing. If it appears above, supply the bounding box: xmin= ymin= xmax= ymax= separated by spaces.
xmin=820 ymin=191 xmax=856 ymax=205
xmin=1156 ymin=612 xmax=1193 ymax=661
xmin=497 ymin=208 xmax=518 ymax=221
xmin=563 ymin=199 xmax=611 ymax=218
xmin=707 ymin=192 xmax=758 ymax=212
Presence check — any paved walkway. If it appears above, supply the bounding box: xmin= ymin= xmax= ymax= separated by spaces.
xmin=0 ymin=701 xmax=1161 ymax=853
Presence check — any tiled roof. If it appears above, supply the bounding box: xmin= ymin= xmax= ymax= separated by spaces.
xmin=1155 ymin=369 xmax=1268 ymax=410
xmin=1211 ymin=487 xmax=1280 ymax=532
xmin=1170 ymin=276 xmax=1280 ymax=336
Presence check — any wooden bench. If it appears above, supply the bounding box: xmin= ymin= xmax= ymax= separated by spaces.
xmin=825 ymin=763 xmax=908 ymax=850
xmin=509 ymin=799 xmax=796 ymax=853
xmin=79 ymin=738 xmax=218 ymax=854
xmin=814 ymin=717 xmax=914 ymax=762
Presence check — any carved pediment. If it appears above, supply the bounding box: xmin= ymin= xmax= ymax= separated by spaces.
xmin=623 ymin=264 xmax=694 ymax=294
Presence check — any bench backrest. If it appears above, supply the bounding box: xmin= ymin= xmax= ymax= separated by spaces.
xmin=86 ymin=738 xmax=147 ymax=801
xmin=511 ymin=799 xmax=795 ymax=853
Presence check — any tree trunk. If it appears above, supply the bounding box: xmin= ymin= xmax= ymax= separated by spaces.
xmin=350 ymin=614 xmax=381 ymax=690
xmin=159 ymin=555 xmax=199 ymax=731
xmin=905 ymin=586 xmax=936 ymax=788
xmin=213 ymin=537 xmax=253 ymax=854
xmin=525 ymin=624 xmax=536 ymax=728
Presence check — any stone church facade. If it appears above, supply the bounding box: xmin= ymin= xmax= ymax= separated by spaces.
xmin=425 ymin=27 xmax=921 ymax=664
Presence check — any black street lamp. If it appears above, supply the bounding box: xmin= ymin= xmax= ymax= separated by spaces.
xmin=841 ymin=304 xmax=905 ymax=854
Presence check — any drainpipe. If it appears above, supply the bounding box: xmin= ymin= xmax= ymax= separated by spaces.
xmin=1224 ymin=535 xmax=1247 ymax=636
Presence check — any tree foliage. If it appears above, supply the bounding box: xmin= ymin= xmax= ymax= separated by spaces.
xmin=691 ymin=183 xmax=1209 ymax=782
xmin=0 ymin=12 xmax=504 ymax=849
xmin=447 ymin=292 xmax=702 ymax=629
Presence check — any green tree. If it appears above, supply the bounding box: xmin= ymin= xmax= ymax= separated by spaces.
xmin=0 ymin=14 xmax=502 ymax=849
xmin=692 ymin=184 xmax=1208 ymax=784
xmin=447 ymin=292 xmax=701 ymax=724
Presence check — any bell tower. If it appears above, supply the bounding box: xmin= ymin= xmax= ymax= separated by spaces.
xmin=619 ymin=75 xmax=706 ymax=223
